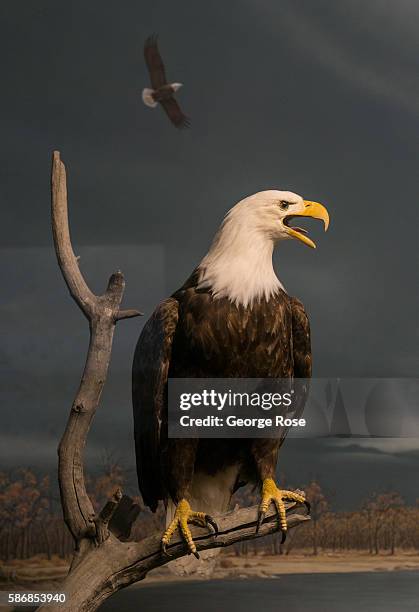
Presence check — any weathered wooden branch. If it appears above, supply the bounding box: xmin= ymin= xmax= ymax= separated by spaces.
xmin=42 ymin=504 xmax=309 ymax=612
xmin=51 ymin=151 xmax=142 ymax=547
xmin=38 ymin=152 xmax=309 ymax=612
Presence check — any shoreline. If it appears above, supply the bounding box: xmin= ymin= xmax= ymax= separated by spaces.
xmin=1 ymin=552 xmax=419 ymax=590
xmin=144 ymin=552 xmax=419 ymax=584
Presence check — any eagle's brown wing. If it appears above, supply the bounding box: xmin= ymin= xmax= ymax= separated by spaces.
xmin=290 ymin=296 xmax=312 ymax=419
xmin=144 ymin=34 xmax=167 ymax=89
xmin=160 ymin=96 xmax=190 ymax=129
xmin=250 ymin=296 xmax=311 ymax=479
xmin=291 ymin=297 xmax=312 ymax=378
xmin=132 ymin=298 xmax=179 ymax=512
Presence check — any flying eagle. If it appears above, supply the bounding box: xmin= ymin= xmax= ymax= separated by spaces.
xmin=133 ymin=190 xmax=329 ymax=559
xmin=142 ymin=34 xmax=190 ymax=129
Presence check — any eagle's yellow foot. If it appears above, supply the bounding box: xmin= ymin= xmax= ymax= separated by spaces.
xmin=257 ymin=478 xmax=310 ymax=542
xmin=161 ymin=499 xmax=218 ymax=559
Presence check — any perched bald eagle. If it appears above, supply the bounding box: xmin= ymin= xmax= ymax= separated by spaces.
xmin=142 ymin=34 xmax=190 ymax=129
xmin=133 ymin=190 xmax=329 ymax=561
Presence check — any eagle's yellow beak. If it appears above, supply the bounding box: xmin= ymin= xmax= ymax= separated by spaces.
xmin=284 ymin=200 xmax=329 ymax=249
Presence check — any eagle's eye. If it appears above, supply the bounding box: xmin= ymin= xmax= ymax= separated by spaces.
xmin=279 ymin=201 xmax=290 ymax=210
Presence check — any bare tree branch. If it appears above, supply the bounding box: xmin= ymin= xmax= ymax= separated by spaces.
xmin=39 ymin=503 xmax=309 ymax=612
xmin=51 ymin=151 xmax=95 ymax=318
xmin=116 ymin=308 xmax=144 ymax=321
xmin=51 ymin=151 xmax=141 ymax=543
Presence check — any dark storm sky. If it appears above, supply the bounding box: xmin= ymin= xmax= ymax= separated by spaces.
xmin=1 ymin=1 xmax=419 ymax=508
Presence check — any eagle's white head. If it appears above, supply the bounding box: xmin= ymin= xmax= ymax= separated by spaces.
xmin=197 ymin=190 xmax=329 ymax=307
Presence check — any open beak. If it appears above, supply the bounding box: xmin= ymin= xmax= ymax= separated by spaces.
xmin=283 ymin=200 xmax=329 ymax=249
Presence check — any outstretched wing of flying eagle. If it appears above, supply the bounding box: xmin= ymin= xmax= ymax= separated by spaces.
xmin=142 ymin=34 xmax=190 ymax=129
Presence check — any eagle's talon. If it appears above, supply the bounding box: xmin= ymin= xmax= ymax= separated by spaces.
xmin=205 ymin=514 xmax=218 ymax=535
xmin=161 ymin=499 xmax=216 ymax=559
xmin=258 ymin=478 xmax=307 ymax=536
xmin=256 ymin=510 xmax=266 ymax=533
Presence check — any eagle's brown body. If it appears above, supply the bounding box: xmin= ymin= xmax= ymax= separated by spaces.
xmin=151 ymin=84 xmax=178 ymax=103
xmin=132 ymin=270 xmax=311 ymax=513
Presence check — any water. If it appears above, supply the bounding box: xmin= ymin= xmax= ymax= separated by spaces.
xmin=101 ymin=572 xmax=419 ymax=612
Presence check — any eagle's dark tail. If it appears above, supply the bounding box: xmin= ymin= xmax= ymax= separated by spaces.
xmin=166 ymin=466 xmax=239 ymax=577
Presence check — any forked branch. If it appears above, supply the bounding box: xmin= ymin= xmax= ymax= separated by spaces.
xmin=51 ymin=151 xmax=141 ymax=543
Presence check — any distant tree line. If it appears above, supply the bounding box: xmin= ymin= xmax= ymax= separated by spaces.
xmin=1 ymin=465 xmax=417 ymax=562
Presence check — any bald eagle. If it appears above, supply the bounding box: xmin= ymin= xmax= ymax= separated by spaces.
xmin=133 ymin=190 xmax=329 ymax=560
xmin=142 ymin=34 xmax=190 ymax=129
